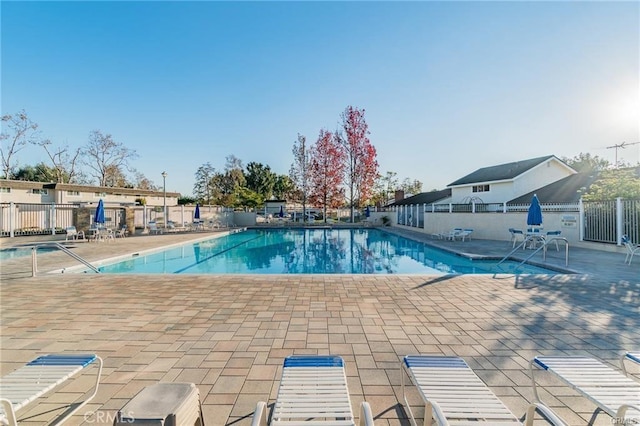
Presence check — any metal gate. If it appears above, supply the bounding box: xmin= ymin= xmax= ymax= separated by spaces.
xmin=583 ymin=199 xmax=640 ymax=244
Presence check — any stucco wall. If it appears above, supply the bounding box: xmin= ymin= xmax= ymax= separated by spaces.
xmin=420 ymin=211 xmax=580 ymax=243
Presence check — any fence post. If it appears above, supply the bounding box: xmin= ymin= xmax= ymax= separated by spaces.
xmin=578 ymin=198 xmax=584 ymax=241
xmin=503 ymin=202 xmax=507 ymax=213
xmin=10 ymin=202 xmax=15 ymax=238
xmin=51 ymin=203 xmax=56 ymax=235
xmin=616 ymin=197 xmax=623 ymax=246
xmin=472 ymin=201 xmax=476 ymax=213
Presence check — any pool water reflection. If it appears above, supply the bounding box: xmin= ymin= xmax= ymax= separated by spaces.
xmin=92 ymin=228 xmax=559 ymax=275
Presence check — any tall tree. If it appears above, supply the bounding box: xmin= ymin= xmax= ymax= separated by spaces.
xmin=1 ymin=110 xmax=40 ymax=179
xmin=309 ymin=129 xmax=346 ymax=222
xmin=562 ymin=152 xmax=610 ymax=172
xmin=81 ymin=130 xmax=138 ymax=186
xmin=36 ymin=139 xmax=82 ymax=183
xmin=582 ymin=168 xmax=640 ymax=200
xmin=245 ymin=162 xmax=276 ymax=200
xmin=401 ymin=178 xmax=423 ymax=195
xmin=13 ymin=163 xmax=58 ymax=182
xmin=193 ymin=162 xmax=216 ymax=204
xmin=290 ymin=134 xmax=311 ymax=220
xmin=338 ymin=106 xmax=379 ymax=221
xmin=273 ymin=174 xmax=296 ymax=200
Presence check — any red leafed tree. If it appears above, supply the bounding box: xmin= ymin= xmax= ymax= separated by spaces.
xmin=309 ymin=129 xmax=345 ymax=222
xmin=338 ymin=106 xmax=379 ymax=222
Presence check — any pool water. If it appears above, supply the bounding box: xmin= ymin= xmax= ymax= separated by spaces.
xmin=91 ymin=228 xmax=559 ymax=275
xmin=0 ymin=245 xmax=57 ymax=260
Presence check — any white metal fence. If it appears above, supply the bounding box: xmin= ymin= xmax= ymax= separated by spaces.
xmin=391 ymin=198 xmax=639 ymax=245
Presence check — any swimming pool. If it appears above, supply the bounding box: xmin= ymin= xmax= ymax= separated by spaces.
xmin=86 ymin=228 xmax=559 ymax=275
xmin=0 ymin=245 xmax=57 ymax=260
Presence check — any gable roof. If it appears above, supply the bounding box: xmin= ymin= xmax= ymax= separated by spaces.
xmin=507 ymin=172 xmax=599 ymax=204
xmin=390 ymin=188 xmax=451 ymax=206
xmin=448 ymin=155 xmax=562 ymax=186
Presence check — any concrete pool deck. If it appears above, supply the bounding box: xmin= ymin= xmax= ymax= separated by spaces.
xmin=1 ymin=228 xmax=638 ymax=425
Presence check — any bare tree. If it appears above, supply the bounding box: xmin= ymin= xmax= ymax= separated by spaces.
xmin=0 ymin=110 xmax=40 ymax=179
xmin=81 ymin=130 xmax=138 ymax=186
xmin=37 ymin=139 xmax=82 ymax=183
xmin=290 ymin=134 xmax=311 ymax=220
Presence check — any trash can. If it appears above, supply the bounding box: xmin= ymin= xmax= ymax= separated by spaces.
xmin=113 ymin=382 xmax=204 ymax=426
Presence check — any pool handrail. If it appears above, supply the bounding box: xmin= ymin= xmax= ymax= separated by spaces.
xmin=32 ymin=242 xmax=100 ymax=276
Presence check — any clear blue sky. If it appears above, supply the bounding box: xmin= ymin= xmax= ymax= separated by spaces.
xmin=2 ymin=1 xmax=639 ymax=196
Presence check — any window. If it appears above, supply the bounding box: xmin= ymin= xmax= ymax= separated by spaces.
xmin=0 ymin=187 xmax=10 ymax=193
xmin=30 ymin=188 xmax=48 ymax=195
xmin=67 ymin=190 xmax=80 ymax=196
xmin=472 ymin=185 xmax=490 ymax=193
xmin=94 ymin=192 xmax=107 ymax=197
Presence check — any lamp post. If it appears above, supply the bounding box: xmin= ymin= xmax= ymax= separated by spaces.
xmin=161 ymin=171 xmax=167 ymax=230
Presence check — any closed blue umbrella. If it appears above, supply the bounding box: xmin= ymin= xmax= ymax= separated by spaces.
xmin=94 ymin=199 xmax=105 ymax=226
xmin=279 ymin=205 xmax=284 ymax=218
xmin=527 ymin=194 xmax=543 ymax=226
xmin=365 ymin=206 xmax=371 ymax=218
xmin=194 ymin=204 xmax=201 ymax=220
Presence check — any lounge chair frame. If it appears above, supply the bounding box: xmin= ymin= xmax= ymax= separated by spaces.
xmin=252 ymin=355 xmax=373 ymax=426
xmin=401 ymin=355 xmax=565 ymax=426
xmin=621 ymin=352 xmax=640 ymax=378
xmin=531 ymin=356 xmax=640 ymax=423
xmin=0 ymin=354 xmax=102 ymax=426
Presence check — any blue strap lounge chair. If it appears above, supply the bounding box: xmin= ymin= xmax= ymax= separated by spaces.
xmin=0 ymin=354 xmax=102 ymax=426
xmin=622 ymin=352 xmax=640 ymax=376
xmin=252 ymin=355 xmax=374 ymax=426
xmin=531 ymin=356 xmax=640 ymax=424
xmin=402 ymin=355 xmax=566 ymax=426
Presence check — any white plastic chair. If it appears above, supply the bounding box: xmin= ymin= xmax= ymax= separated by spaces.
xmin=252 ymin=355 xmax=374 ymax=426
xmin=622 ymin=235 xmax=640 ymax=265
xmin=531 ymin=356 xmax=640 ymax=424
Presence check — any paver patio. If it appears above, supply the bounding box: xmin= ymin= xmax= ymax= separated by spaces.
xmin=1 ymin=230 xmax=638 ymax=425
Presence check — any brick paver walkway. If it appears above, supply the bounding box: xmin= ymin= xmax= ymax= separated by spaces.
xmin=1 ymin=231 xmax=638 ymax=425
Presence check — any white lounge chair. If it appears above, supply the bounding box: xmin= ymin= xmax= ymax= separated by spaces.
xmin=531 ymin=356 xmax=640 ymax=424
xmin=508 ymin=228 xmax=525 ymax=248
xmin=453 ymin=228 xmax=473 ymax=242
xmin=148 ymin=221 xmax=163 ymax=234
xmin=0 ymin=354 xmax=102 ymax=426
xmin=622 ymin=235 xmax=640 ymax=265
xmin=622 ymin=352 xmax=640 ymax=376
xmin=402 ymin=355 xmax=566 ymax=426
xmin=64 ymin=226 xmax=85 ymax=241
xmin=252 ymin=355 xmax=374 ymax=426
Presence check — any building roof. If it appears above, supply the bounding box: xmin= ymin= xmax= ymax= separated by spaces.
xmin=0 ymin=179 xmax=180 ymax=197
xmin=389 ymin=188 xmax=451 ymax=206
xmin=507 ymin=172 xmax=599 ymax=204
xmin=447 ymin=155 xmax=563 ymax=186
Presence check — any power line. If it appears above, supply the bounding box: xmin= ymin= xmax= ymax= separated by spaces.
xmin=606 ymin=141 xmax=640 ymax=167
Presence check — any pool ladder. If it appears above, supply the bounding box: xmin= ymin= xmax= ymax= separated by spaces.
xmin=497 ymin=235 xmax=569 ymax=271
xmin=32 ymin=242 xmax=100 ymax=277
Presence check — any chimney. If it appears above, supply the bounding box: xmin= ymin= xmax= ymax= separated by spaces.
xmin=394 ymin=190 xmax=405 ymax=202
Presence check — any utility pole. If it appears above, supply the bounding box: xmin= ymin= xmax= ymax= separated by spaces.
xmin=606 ymin=141 xmax=640 ymax=167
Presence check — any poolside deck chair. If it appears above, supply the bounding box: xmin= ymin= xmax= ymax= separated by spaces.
xmin=0 ymin=354 xmax=102 ymax=426
xmin=621 ymin=352 xmax=640 ymax=377
xmin=446 ymin=228 xmax=463 ymax=241
xmin=531 ymin=356 xmax=640 ymax=424
xmin=508 ymin=228 xmax=525 ymax=248
xmin=148 ymin=221 xmax=163 ymax=234
xmin=64 ymin=226 xmax=85 ymax=241
xmin=622 ymin=235 xmax=640 ymax=265
xmin=252 ymin=355 xmax=374 ymax=426
xmin=402 ymin=355 xmax=566 ymax=426
xmin=453 ymin=229 xmax=473 ymax=242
